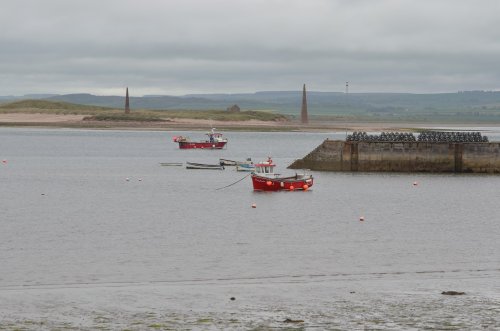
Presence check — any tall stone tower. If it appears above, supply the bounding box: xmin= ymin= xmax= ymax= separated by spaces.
xmin=301 ymin=84 xmax=308 ymax=124
xmin=125 ymin=87 xmax=130 ymax=114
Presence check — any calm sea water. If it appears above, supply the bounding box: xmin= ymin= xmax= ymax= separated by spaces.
xmin=0 ymin=127 xmax=499 ymax=330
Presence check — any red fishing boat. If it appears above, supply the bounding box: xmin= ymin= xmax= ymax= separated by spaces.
xmin=251 ymin=157 xmax=313 ymax=191
xmin=173 ymin=128 xmax=228 ymax=149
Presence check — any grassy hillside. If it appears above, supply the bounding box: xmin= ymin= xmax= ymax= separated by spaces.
xmin=0 ymin=99 xmax=288 ymax=122
xmin=5 ymin=91 xmax=500 ymax=123
xmin=153 ymin=109 xmax=287 ymax=121
xmin=0 ymin=99 xmax=113 ymax=114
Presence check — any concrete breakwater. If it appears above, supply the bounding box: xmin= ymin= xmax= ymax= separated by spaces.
xmin=288 ymin=139 xmax=500 ymax=173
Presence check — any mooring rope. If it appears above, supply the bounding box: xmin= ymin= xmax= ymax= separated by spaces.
xmin=215 ymin=173 xmax=251 ymax=190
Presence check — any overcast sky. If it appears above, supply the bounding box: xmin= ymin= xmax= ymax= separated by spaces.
xmin=1 ymin=0 xmax=500 ymax=96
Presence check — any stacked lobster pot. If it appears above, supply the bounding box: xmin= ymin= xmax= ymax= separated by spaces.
xmin=417 ymin=131 xmax=488 ymax=143
xmin=346 ymin=131 xmax=489 ymax=143
xmin=346 ymin=131 xmax=416 ymax=142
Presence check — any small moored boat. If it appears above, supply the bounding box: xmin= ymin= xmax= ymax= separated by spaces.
xmin=219 ymin=157 xmax=253 ymax=166
xmin=251 ymin=157 xmax=313 ymax=191
xmin=186 ymin=162 xmax=224 ymax=170
xmin=173 ymin=128 xmax=228 ymax=149
xmin=236 ymin=163 xmax=255 ymax=172
xmin=219 ymin=158 xmax=238 ymax=166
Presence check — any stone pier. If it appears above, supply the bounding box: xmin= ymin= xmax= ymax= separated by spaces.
xmin=288 ymin=140 xmax=500 ymax=173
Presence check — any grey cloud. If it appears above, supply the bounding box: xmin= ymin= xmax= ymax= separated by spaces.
xmin=1 ymin=0 xmax=500 ymax=95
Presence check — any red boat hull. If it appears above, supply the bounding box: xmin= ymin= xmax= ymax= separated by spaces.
xmin=251 ymin=174 xmax=313 ymax=191
xmin=178 ymin=141 xmax=227 ymax=149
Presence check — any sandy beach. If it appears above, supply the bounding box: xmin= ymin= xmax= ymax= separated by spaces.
xmin=1 ymin=112 xmax=493 ymax=132
xmin=0 ymin=113 xmax=86 ymax=123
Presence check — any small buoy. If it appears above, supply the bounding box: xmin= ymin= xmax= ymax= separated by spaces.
xmin=230 ymin=297 xmax=235 ymax=301
xmin=289 ymin=185 xmax=294 ymax=191
xmin=1 ymin=159 xmax=6 ymax=164
xmin=126 ymin=178 xmax=130 ymax=181
xmin=138 ymin=178 xmax=142 ymax=181
xmin=359 ymin=216 xmax=365 ymax=221
xmin=251 ymin=203 xmax=256 ymax=208
xmin=413 ymin=181 xmax=418 ymax=186
xmin=303 ymin=184 xmax=309 ymax=190
xmin=266 ymin=180 xmax=272 ymax=186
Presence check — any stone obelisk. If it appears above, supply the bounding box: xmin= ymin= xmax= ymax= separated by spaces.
xmin=301 ymin=84 xmax=308 ymax=124
xmin=125 ymin=87 xmax=130 ymax=114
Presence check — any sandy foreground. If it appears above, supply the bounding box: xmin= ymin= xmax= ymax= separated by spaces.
xmin=0 ymin=113 xmax=496 ymax=131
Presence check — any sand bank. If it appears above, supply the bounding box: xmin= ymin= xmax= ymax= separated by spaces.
xmin=0 ymin=113 xmax=86 ymax=123
xmin=0 ymin=113 xmax=497 ymax=132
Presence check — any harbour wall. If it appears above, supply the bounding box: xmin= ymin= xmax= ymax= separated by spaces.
xmin=288 ymin=140 xmax=500 ymax=173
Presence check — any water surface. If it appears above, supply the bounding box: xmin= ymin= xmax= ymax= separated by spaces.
xmin=0 ymin=128 xmax=499 ymax=330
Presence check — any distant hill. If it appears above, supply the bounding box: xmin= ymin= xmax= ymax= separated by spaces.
xmin=0 ymin=94 xmax=58 ymax=102
xmin=45 ymin=93 xmax=287 ymax=111
xmin=2 ymin=90 xmax=500 ymax=122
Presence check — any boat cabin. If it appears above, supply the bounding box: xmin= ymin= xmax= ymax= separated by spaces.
xmin=254 ymin=157 xmax=275 ymax=175
xmin=206 ymin=128 xmax=226 ymax=143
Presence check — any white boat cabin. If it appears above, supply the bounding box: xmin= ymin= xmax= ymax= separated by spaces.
xmin=254 ymin=157 xmax=276 ymax=176
xmin=206 ymin=128 xmax=227 ymax=143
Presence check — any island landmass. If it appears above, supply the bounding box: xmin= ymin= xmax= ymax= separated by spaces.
xmin=1 ymin=98 xmax=499 ymax=132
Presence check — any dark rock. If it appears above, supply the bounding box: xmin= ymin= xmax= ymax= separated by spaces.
xmin=230 ymin=297 xmax=235 ymax=301
xmin=283 ymin=318 xmax=304 ymax=323
xmin=441 ymin=291 xmax=465 ymax=295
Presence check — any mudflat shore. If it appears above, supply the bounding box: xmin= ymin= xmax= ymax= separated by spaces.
xmin=0 ymin=113 xmax=495 ymax=132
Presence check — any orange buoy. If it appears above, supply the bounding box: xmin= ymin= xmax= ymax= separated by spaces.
xmin=266 ymin=180 xmax=272 ymax=186
xmin=289 ymin=185 xmax=294 ymax=191
xmin=251 ymin=203 xmax=256 ymax=208
xmin=303 ymin=184 xmax=309 ymax=190
xmin=359 ymin=216 xmax=365 ymax=221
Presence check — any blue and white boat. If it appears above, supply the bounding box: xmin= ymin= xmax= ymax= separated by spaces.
xmin=236 ymin=162 xmax=255 ymax=172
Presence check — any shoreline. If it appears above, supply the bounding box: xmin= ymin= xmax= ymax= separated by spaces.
xmin=1 ymin=113 xmax=500 ymax=132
